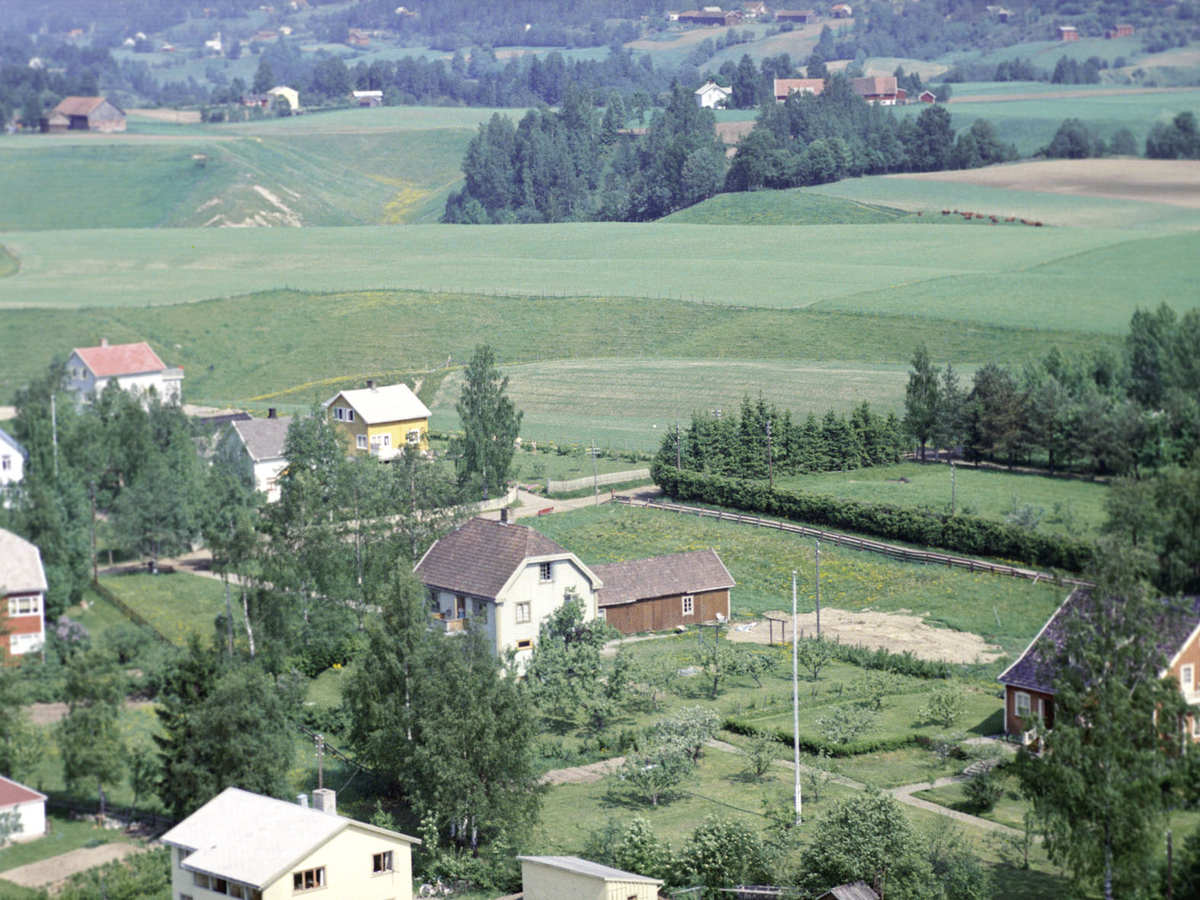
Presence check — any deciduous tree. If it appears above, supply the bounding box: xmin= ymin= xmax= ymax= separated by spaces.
xmin=455 ymin=345 xmax=522 ymax=498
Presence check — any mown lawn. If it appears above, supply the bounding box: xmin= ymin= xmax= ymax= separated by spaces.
xmin=0 ymin=812 xmax=139 ymax=875
xmin=530 ymin=504 xmax=1067 ymax=663
xmin=97 ymin=571 xmax=239 ymax=647
xmin=773 ymin=461 xmax=1110 ymax=537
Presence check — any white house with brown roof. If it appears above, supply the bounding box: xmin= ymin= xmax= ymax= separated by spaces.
xmin=0 ymin=528 xmax=47 ymax=659
xmin=414 ymin=515 xmax=602 ymax=663
xmin=162 ymin=787 xmax=419 ymax=900
xmin=48 ymin=96 xmax=125 ymax=131
xmin=229 ymin=411 xmax=293 ymax=502
xmin=0 ymin=776 xmax=46 ymax=844
xmin=593 ymin=548 xmax=734 ymax=634
xmin=65 ymin=339 xmax=183 ymax=406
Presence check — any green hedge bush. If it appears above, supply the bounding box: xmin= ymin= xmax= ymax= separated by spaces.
xmin=724 ymin=716 xmax=917 ymax=757
xmin=651 ymin=463 xmax=1094 ymax=572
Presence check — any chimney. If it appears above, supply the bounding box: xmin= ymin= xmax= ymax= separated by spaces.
xmin=268 ymin=408 xmax=277 ymax=419
xmin=99 ymin=337 xmax=109 ymax=347
xmin=297 ymin=793 xmax=309 ymax=808
xmin=366 ymin=378 xmax=376 ymax=391
xmin=499 ymin=507 xmax=510 ymax=525
xmin=312 ymin=788 xmax=336 ymax=815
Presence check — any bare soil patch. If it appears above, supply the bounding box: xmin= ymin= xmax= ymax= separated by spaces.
xmin=716 ymin=120 xmax=756 ymax=146
xmin=726 ymin=608 xmax=1003 ymax=664
xmin=126 ymin=108 xmax=202 ymax=124
xmin=892 ymin=158 xmax=1200 ymax=209
xmin=0 ymin=843 xmax=144 ymax=888
xmin=539 ymin=756 xmax=625 ymax=785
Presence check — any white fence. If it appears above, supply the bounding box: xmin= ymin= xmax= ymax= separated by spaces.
xmin=547 ymin=469 xmax=651 ymax=494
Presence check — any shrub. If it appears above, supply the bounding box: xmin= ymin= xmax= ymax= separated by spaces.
xmin=743 ymin=731 xmax=780 ymax=779
xmin=918 ymin=683 xmax=968 ymax=728
xmin=964 ymin=769 xmax=1004 ymax=813
xmin=816 ymin=704 xmax=878 ymax=745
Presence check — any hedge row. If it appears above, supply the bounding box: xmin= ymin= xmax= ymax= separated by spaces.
xmin=725 ymin=715 xmax=918 ymax=758
xmin=652 ymin=463 xmax=1094 ymax=573
xmin=820 ymin=637 xmax=956 ymax=680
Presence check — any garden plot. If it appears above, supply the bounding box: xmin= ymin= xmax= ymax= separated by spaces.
xmin=726 ymin=608 xmax=1004 ymax=665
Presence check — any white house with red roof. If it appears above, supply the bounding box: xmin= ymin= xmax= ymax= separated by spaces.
xmin=65 ymin=339 xmax=183 ymax=406
xmin=0 ymin=528 xmax=47 ymax=659
xmin=0 ymin=775 xmax=46 ymax=844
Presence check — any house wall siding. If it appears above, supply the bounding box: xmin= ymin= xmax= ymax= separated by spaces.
xmin=2 ymin=591 xmax=45 ymax=658
xmin=2 ymin=799 xmax=45 ymax=843
xmin=1004 ymin=685 xmax=1055 ymax=735
xmin=1169 ymin=630 xmax=1200 ymax=741
xmin=602 ymin=588 xmax=729 ymax=635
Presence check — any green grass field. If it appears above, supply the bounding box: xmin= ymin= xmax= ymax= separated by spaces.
xmin=530 ymin=504 xmax=1067 ymax=662
xmin=661 ymin=191 xmax=923 ymax=225
xmin=0 ymin=812 xmax=140 ymax=875
xmin=0 ymin=288 xmax=1110 ymax=414
xmin=774 ymin=462 xmax=1110 ymax=537
xmin=98 ymin=571 xmax=241 ymax=647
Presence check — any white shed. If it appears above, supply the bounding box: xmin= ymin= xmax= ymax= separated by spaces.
xmin=0 ymin=776 xmax=47 ymax=844
xmin=519 ymin=856 xmax=662 ymax=900
xmin=0 ymin=427 xmax=25 ymax=502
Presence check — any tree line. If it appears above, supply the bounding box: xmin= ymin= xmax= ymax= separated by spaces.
xmin=903 ymin=303 xmax=1200 ymax=478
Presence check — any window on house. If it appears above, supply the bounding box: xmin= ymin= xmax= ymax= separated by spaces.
xmin=193 ymin=874 xmax=210 ymax=889
xmin=516 ymin=602 xmax=531 ymax=623
xmin=372 ymin=851 xmax=393 ymax=873
xmin=475 ymin=601 xmax=488 ymax=624
xmin=406 ymin=429 xmax=421 ymax=445
xmin=1 ymin=456 xmax=10 ymax=471
xmin=356 ymin=435 xmax=368 ymax=450
xmin=211 ymin=878 xmax=229 ymax=895
xmin=517 ymin=639 xmax=532 ymax=650
xmin=229 ymin=885 xmax=246 ymax=899
xmin=1184 ymin=665 xmax=1195 ymax=691
xmin=539 ymin=562 xmax=552 ymax=582
xmin=1015 ymin=692 xmax=1031 ymax=718
xmin=1193 ymin=715 xmax=1200 ymax=739
xmin=682 ymin=595 xmax=694 ymax=616
xmin=292 ymin=867 xmax=325 ymax=893
xmin=9 ymin=597 xmax=40 ymax=616
xmin=382 ymin=434 xmax=391 ymax=448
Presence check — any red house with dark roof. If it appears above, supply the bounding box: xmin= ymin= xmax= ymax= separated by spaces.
xmin=593 ymin=548 xmax=735 ymax=634
xmin=999 ymin=589 xmax=1200 ymax=744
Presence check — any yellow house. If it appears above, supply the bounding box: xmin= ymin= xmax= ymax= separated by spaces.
xmin=325 ymin=380 xmax=430 ymax=460
xmin=519 ymin=856 xmax=663 ymax=900
xmin=161 ymin=787 xmax=419 ymax=900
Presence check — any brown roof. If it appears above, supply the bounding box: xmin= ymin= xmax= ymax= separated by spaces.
xmin=74 ymin=341 xmax=166 ymax=378
xmin=414 ymin=518 xmax=572 ymax=600
xmin=231 ymin=416 xmax=293 ymax=462
xmin=593 ymin=548 xmax=734 ymax=608
xmin=851 ymin=76 xmax=898 ymax=96
xmin=775 ymin=77 xmax=826 ymax=97
xmin=0 ymin=775 xmax=47 ymax=810
xmin=53 ymin=96 xmax=121 ymax=116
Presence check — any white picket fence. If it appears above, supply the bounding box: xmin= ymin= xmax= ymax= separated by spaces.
xmin=546 ymin=468 xmax=651 ymax=494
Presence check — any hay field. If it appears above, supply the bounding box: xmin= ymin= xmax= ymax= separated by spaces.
xmin=892 ymin=158 xmax=1200 ymax=209
xmin=428 ymin=358 xmax=917 ymax=450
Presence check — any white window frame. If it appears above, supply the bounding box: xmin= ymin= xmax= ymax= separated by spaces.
xmin=1 ymin=455 xmax=10 ymax=471
xmin=682 ymin=594 xmax=694 ymax=616
xmin=406 ymin=429 xmax=421 ymax=445
xmin=1184 ymin=664 xmax=1195 ymax=691
xmin=8 ymin=596 xmax=40 ymax=616
xmin=1015 ymin=691 xmax=1031 ymax=718
xmin=538 ymin=562 xmax=552 ymax=582
xmin=356 ymin=434 xmax=368 ymax=450
xmin=515 ymin=602 xmax=531 ymax=624
xmin=1193 ymin=714 xmax=1200 ymax=739
xmin=334 ymin=406 xmax=355 ymax=422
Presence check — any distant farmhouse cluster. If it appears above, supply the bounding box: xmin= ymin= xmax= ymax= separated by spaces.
xmin=670 ymin=2 xmax=850 ymax=25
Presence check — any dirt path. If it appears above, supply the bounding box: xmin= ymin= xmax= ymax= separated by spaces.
xmin=539 ymin=756 xmax=626 ymax=785
xmin=0 ymin=843 xmax=146 ymax=888
xmin=726 ymin=609 xmax=1004 ymax=665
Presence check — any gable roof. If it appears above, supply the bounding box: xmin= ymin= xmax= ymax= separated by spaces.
xmin=518 ymin=855 xmax=663 ymax=884
xmin=53 ymin=96 xmax=120 ymax=116
xmin=593 ymin=548 xmax=734 ymax=608
xmin=232 ymin=416 xmax=293 ymax=462
xmin=0 ymin=426 xmax=25 ymax=456
xmin=695 ymin=80 xmax=732 ymax=96
xmin=998 ymin=590 xmax=1200 ymax=695
xmin=819 ymin=883 xmax=879 ymax=900
xmin=415 ymin=517 xmax=578 ymax=600
xmin=325 ymin=383 xmax=430 ymax=425
xmin=0 ymin=775 xmax=46 ymax=810
xmin=161 ymin=788 xmax=417 ymax=890
xmin=775 ymin=77 xmax=826 ymax=97
xmin=73 ymin=341 xmax=166 ymax=378
xmin=852 ymin=76 xmax=898 ymax=96
xmin=0 ymin=528 xmax=48 ymax=595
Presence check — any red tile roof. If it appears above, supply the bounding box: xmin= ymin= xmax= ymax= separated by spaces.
xmin=415 ymin=518 xmax=572 ymax=600
xmin=775 ymin=77 xmax=826 ymax=98
xmin=851 ymin=76 xmax=898 ymax=97
xmin=74 ymin=342 xmax=166 ymax=377
xmin=0 ymin=775 xmax=47 ymax=809
xmin=593 ymin=548 xmax=734 ymax=607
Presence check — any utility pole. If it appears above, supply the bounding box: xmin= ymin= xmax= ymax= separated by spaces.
xmin=815 ymin=540 xmax=821 ymax=637
xmin=766 ymin=419 xmax=773 ymax=490
xmin=90 ymin=482 xmax=98 ymax=585
xmin=591 ymin=440 xmax=599 ymax=506
xmin=792 ymin=569 xmax=801 ymax=826
xmin=951 ymin=460 xmax=957 ymax=516
xmin=50 ymin=392 xmax=58 ymax=479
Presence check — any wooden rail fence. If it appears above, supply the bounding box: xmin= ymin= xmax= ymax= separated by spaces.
xmin=616 ymin=496 xmax=1091 ymax=589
